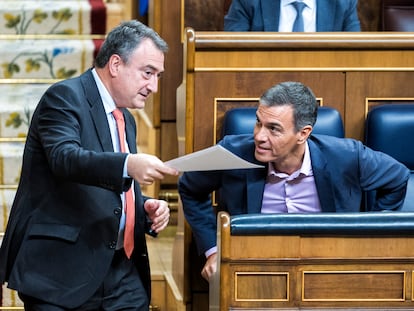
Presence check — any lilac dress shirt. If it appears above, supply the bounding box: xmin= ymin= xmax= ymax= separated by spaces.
xmin=261 ymin=142 xmax=321 ymax=213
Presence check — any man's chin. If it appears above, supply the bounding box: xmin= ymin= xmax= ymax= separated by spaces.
xmin=254 ymin=151 xmax=270 ymax=163
xmin=133 ymin=101 xmax=146 ymax=109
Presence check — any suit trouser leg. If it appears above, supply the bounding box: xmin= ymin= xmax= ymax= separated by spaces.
xmin=18 ymin=296 xmax=65 ymax=311
xmin=19 ymin=249 xmax=149 ymax=311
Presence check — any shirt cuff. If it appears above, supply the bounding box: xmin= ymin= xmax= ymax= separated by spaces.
xmin=123 ymin=154 xmax=130 ymax=178
xmin=205 ymin=246 xmax=217 ymax=258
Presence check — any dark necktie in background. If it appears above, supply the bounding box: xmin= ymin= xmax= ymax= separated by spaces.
xmin=292 ymin=1 xmax=306 ymax=32
xmin=112 ymin=108 xmax=135 ymax=258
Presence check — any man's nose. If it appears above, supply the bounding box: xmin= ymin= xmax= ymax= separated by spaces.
xmin=147 ymin=75 xmax=159 ymax=93
xmin=254 ymin=125 xmax=267 ymax=140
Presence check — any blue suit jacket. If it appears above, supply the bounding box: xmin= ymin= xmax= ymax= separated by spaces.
xmin=178 ymin=134 xmax=409 ymax=255
xmin=224 ymin=0 xmax=361 ymax=31
xmin=0 ymin=69 xmax=152 ymax=308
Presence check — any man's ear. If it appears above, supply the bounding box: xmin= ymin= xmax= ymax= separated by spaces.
xmin=298 ymin=125 xmax=313 ymax=143
xmin=108 ymin=54 xmax=122 ymax=77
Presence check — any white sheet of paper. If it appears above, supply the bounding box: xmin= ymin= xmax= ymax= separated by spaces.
xmin=165 ymin=145 xmax=264 ymax=172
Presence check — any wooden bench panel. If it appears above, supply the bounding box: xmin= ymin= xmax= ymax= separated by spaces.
xmin=212 ymin=212 xmax=414 ymax=310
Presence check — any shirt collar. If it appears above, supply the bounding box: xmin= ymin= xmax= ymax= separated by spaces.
xmin=91 ymin=68 xmax=116 ymax=114
xmin=282 ymin=0 xmax=315 ymax=10
xmin=301 ymin=141 xmax=313 ymax=176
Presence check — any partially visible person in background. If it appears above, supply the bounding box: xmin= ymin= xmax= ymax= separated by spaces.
xmin=0 ymin=20 xmax=178 ymax=311
xmin=224 ymin=0 xmax=361 ymax=32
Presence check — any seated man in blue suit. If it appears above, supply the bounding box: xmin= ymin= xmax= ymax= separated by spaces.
xmin=178 ymin=81 xmax=409 ymax=282
xmin=224 ymin=0 xmax=361 ymax=31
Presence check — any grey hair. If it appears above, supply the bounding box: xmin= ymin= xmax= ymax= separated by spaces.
xmin=94 ymin=20 xmax=168 ymax=68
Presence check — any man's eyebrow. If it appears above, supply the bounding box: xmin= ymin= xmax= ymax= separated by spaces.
xmin=149 ymin=64 xmax=164 ymax=73
xmin=141 ymin=65 xmax=164 ymax=77
xmin=265 ymin=122 xmax=282 ymax=128
xmin=142 ymin=65 xmax=156 ymax=71
xmin=261 ymin=118 xmax=283 ymax=129
xmin=256 ymin=113 xmax=279 ymax=125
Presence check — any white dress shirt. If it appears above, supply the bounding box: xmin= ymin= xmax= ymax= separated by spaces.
xmin=92 ymin=68 xmax=132 ymax=249
xmin=279 ymin=0 xmax=316 ymax=32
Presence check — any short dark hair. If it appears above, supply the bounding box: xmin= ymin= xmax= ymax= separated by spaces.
xmin=94 ymin=20 xmax=168 ymax=68
xmin=260 ymin=81 xmax=318 ymax=132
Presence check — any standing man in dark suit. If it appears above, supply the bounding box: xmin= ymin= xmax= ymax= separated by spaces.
xmin=224 ymin=0 xmax=361 ymax=31
xmin=178 ymin=81 xmax=408 ymax=282
xmin=0 ymin=20 xmax=178 ymax=310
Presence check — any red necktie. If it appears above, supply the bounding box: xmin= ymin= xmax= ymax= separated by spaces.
xmin=112 ymin=108 xmax=135 ymax=258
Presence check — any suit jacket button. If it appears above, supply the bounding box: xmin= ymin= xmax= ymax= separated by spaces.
xmin=114 ymin=208 xmax=121 ymax=216
xmin=109 ymin=241 xmax=117 ymax=249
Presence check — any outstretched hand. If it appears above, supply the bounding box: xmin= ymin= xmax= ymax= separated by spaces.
xmin=127 ymin=153 xmax=178 ymax=185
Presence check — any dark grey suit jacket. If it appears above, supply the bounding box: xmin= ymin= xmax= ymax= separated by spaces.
xmin=0 ymin=69 xmax=151 ymax=308
xmin=224 ymin=0 xmax=361 ymax=31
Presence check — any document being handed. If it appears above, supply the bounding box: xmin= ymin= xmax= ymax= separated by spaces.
xmin=165 ymin=145 xmax=264 ymax=172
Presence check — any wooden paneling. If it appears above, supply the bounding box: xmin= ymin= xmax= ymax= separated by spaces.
xmin=146 ymin=0 xmax=183 ymax=194
xmin=358 ymin=0 xmax=382 ymax=31
xmin=130 ymin=108 xmax=160 ymax=197
xmin=184 ymin=0 xmax=225 ymax=31
xmin=179 ymin=30 xmax=414 ymax=155
xmin=149 ymin=0 xmax=183 ymax=123
xmin=346 ymin=71 xmax=414 ymax=139
xmin=212 ymin=212 xmax=414 ymax=310
xmin=302 ymin=271 xmax=405 ymax=301
xmin=192 ymin=71 xmax=344 ymax=151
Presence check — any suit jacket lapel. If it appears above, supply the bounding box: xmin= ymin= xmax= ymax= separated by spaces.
xmin=308 ymin=139 xmax=336 ymax=212
xmin=125 ymin=112 xmax=137 ymax=154
xmin=316 ymin=0 xmax=335 ymax=31
xmin=247 ymin=166 xmax=267 ymax=213
xmin=262 ymin=0 xmax=281 ymax=31
xmin=81 ymin=70 xmax=114 ymax=152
